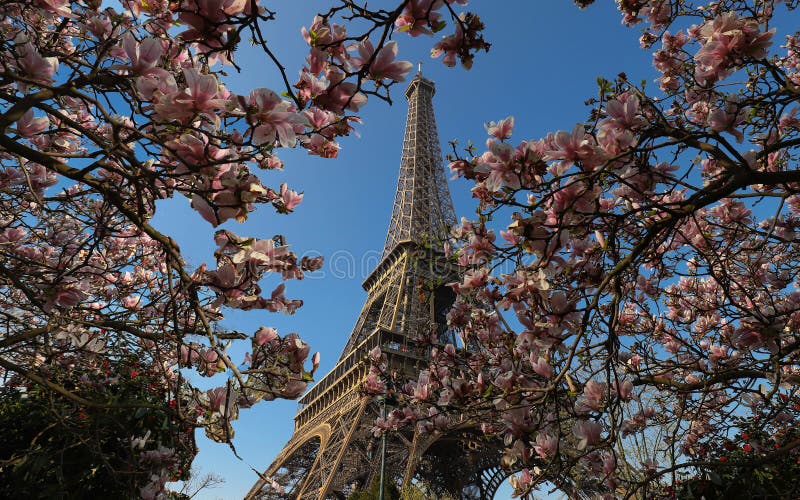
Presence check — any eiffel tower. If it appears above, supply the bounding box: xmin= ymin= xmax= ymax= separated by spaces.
xmin=246 ymin=70 xmax=509 ymax=500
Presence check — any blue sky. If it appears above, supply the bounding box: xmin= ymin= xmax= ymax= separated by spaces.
xmin=153 ymin=1 xmax=658 ymax=498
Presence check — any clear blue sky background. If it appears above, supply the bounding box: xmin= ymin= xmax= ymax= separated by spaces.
xmin=153 ymin=1 xmax=658 ymax=498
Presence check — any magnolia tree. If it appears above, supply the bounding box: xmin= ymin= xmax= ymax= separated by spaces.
xmin=369 ymin=0 xmax=800 ymax=498
xmin=0 ymin=0 xmax=487 ymax=497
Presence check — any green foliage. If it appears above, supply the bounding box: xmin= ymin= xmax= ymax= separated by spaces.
xmin=348 ymin=479 xmax=458 ymax=500
xmin=347 ymin=476 xmax=401 ymax=500
xmin=0 ymin=356 xmax=195 ymax=499
xmin=656 ymin=407 xmax=800 ymax=500
xmin=400 ymin=482 xmax=458 ymax=500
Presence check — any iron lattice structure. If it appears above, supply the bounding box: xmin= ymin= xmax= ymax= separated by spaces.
xmin=246 ymin=73 xmax=508 ymax=500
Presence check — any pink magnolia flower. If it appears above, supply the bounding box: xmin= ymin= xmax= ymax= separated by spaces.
xmin=280 ymin=380 xmax=307 ymax=398
xmin=533 ymin=432 xmax=558 ymax=458
xmin=154 ymin=69 xmax=230 ymax=124
xmin=16 ymin=39 xmax=59 ymax=84
xmin=199 ymin=348 xmax=221 ymax=374
xmin=602 ymin=453 xmax=617 ymax=475
xmin=249 ymin=88 xmax=308 ymax=148
xmin=302 ymin=16 xmax=332 ymax=46
xmin=709 ymin=198 xmax=752 ymax=224
xmin=431 ymin=23 xmax=463 ymax=67
xmin=282 ymin=334 xmax=310 ymax=372
xmin=260 ymin=283 xmax=302 ymax=313
xmin=140 ymin=473 xmax=168 ymax=500
xmin=614 ymin=379 xmax=635 ymax=401
xmin=653 ymin=30 xmax=689 ymax=91
xmin=779 ymin=107 xmax=800 ymax=136
xmin=315 ymin=71 xmax=367 ymax=113
xmin=191 ymin=194 xmax=218 ymax=226
xmin=486 ymin=116 xmax=514 ymax=140
xmin=122 ymin=294 xmax=142 ymax=309
xmin=47 ymin=279 xmax=88 ymax=310
xmin=279 ymin=183 xmax=303 ymax=212
xmin=368 ymin=346 xmax=383 ymax=363
xmin=544 ymin=124 xmax=603 ymax=171
xmin=583 ymin=379 xmax=607 ymax=411
xmin=257 ymin=154 xmax=284 ymax=170
xmin=550 ymin=180 xmax=600 ymax=218
xmin=303 ymin=107 xmax=337 ymax=134
xmin=180 ymin=344 xmax=201 ymax=366
xmin=456 ymin=267 xmax=489 ymax=291
xmin=16 ymin=109 xmax=49 ymax=138
xmin=136 ymin=70 xmax=178 ymax=101
xmin=351 ymin=40 xmax=413 ymax=82
xmin=117 ymin=34 xmax=167 ymax=78
xmin=395 ymin=0 xmax=444 ymax=37
xmin=500 ymin=229 xmax=520 ymax=246
xmin=694 ymin=12 xmax=775 ymax=84
xmin=186 ymin=68 xmax=233 ymax=114
xmin=303 ymin=47 xmax=328 ymax=76
xmin=413 ymin=373 xmax=431 ymax=401
xmin=254 ymin=326 xmax=278 ymax=346
xmin=304 ymin=134 xmax=340 ymax=158
xmin=474 ymin=143 xmax=519 ymax=192
xmin=730 ymin=327 xmax=763 ymax=349
xmin=206 ymin=387 xmax=228 ymax=413
xmin=83 ymin=12 xmax=112 ymax=37
xmin=709 ymin=344 xmax=729 ymax=365
xmin=530 ymin=356 xmax=553 ymax=379
xmin=508 ymin=469 xmax=534 ymax=493
xmin=166 ymin=132 xmax=230 ymax=175
xmin=35 ymin=0 xmax=74 ymax=17
xmin=296 ymin=71 xmax=330 ymax=102
xmin=643 ymin=1 xmax=670 ymax=28
xmin=501 ymin=407 xmax=533 ymax=436
xmin=363 ymin=372 xmax=386 ymax=394
xmin=177 ymin=0 xmax=251 ymax=49
xmin=141 ymin=446 xmax=176 ymax=464
xmin=0 ymin=227 xmax=26 ymax=243
xmin=302 ymin=15 xmax=347 ymax=51
xmin=707 ymin=99 xmax=746 ymax=143
xmin=603 ymin=94 xmax=645 ymax=131
xmin=573 ymin=420 xmax=603 ymax=450
xmin=219 ymin=0 xmax=249 ymax=16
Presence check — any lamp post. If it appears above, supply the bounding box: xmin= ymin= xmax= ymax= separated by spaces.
xmin=378 ymin=395 xmax=386 ymax=500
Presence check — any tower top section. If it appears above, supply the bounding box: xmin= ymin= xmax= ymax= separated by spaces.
xmin=381 ymin=73 xmax=456 ymax=258
xmin=404 ymin=65 xmax=435 ymax=98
